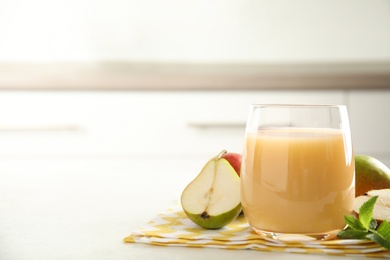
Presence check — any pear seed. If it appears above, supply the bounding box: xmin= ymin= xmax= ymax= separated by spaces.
xmin=201 ymin=212 xmax=210 ymax=219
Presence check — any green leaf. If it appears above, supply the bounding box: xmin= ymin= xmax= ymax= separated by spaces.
xmin=338 ymin=194 xmax=390 ymax=250
xmin=338 ymin=228 xmax=370 ymax=239
xmin=367 ymin=232 xmax=390 ymax=250
xmin=366 ymin=222 xmax=390 ymax=249
xmin=359 ymin=196 xmax=378 ymax=229
xmin=376 ymin=221 xmax=390 ymax=241
xmin=344 ymin=215 xmax=367 ymax=231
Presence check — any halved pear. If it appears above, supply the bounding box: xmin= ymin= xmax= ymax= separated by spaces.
xmin=353 ymin=189 xmax=390 ymax=223
xmin=180 ymin=151 xmax=242 ymax=229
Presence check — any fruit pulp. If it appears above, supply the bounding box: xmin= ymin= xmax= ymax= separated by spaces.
xmin=241 ymin=127 xmax=355 ymax=238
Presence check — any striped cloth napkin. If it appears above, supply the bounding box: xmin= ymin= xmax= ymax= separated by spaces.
xmin=124 ymin=204 xmax=390 ymax=258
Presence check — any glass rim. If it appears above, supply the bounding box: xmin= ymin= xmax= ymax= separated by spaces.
xmin=250 ymin=104 xmax=346 ymax=109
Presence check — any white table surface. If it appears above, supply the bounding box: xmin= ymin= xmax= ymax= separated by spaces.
xmin=0 ymin=156 xmax=381 ymax=260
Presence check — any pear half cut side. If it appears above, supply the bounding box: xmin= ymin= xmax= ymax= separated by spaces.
xmin=354 ymin=189 xmax=390 ymax=223
xmin=180 ymin=157 xmax=242 ymax=229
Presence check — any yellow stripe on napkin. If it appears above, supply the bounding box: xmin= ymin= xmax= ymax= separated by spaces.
xmin=124 ymin=205 xmax=390 ymax=257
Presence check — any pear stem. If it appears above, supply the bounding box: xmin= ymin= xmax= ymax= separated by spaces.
xmin=217 ymin=150 xmax=227 ymax=159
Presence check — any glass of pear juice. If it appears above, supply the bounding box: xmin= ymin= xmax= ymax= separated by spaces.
xmin=241 ymin=104 xmax=355 ymax=242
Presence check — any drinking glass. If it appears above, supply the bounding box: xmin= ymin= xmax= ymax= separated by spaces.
xmin=241 ymin=104 xmax=355 ymax=242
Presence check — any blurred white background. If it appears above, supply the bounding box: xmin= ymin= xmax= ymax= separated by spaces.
xmin=0 ymin=0 xmax=389 ymax=63
xmin=1 ymin=2 xmax=390 ymax=259
xmin=0 ymin=0 xmax=389 ymax=163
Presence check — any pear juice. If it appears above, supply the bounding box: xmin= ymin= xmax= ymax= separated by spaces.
xmin=241 ymin=127 xmax=355 ymax=236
